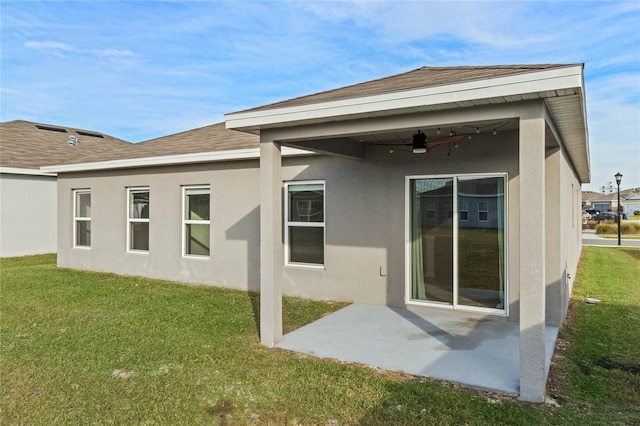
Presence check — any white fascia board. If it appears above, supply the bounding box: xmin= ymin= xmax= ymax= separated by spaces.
xmin=39 ymin=147 xmax=314 ymax=173
xmin=226 ymin=65 xmax=584 ymax=130
xmin=0 ymin=167 xmax=57 ymax=177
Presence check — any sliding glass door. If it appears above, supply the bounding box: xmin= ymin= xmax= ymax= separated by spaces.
xmin=408 ymin=174 xmax=506 ymax=313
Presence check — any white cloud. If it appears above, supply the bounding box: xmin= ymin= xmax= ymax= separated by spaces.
xmin=92 ymin=48 xmax=135 ymax=59
xmin=25 ymin=40 xmax=77 ymax=52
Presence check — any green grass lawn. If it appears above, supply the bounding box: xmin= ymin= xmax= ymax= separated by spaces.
xmin=1 ymin=250 xmax=639 ymax=424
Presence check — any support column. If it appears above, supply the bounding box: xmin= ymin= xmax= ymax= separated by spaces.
xmin=518 ymin=105 xmax=547 ymax=402
xmin=260 ymin=139 xmax=283 ymax=347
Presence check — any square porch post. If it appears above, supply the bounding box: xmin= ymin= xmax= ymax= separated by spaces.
xmin=518 ymin=105 xmax=547 ymax=402
xmin=260 ymin=139 xmax=283 ymax=347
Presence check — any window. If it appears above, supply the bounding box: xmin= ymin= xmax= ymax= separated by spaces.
xmin=459 ymin=200 xmax=469 ymax=221
xmin=183 ymin=186 xmax=210 ymax=257
xmin=285 ymin=181 xmax=325 ymax=266
xmin=128 ymin=188 xmax=149 ymax=252
xmin=478 ymin=201 xmax=489 ymax=221
xmin=74 ymin=189 xmax=91 ymax=247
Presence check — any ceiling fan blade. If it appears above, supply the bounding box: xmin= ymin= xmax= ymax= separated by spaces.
xmin=426 ymin=135 xmax=464 ymax=145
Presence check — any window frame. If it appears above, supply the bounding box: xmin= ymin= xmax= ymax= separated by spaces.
xmin=478 ymin=201 xmax=489 ymax=222
xmin=182 ymin=185 xmax=211 ymax=258
xmin=127 ymin=187 xmax=150 ymax=253
xmin=459 ymin=200 xmax=469 ymax=221
xmin=284 ymin=180 xmax=326 ymax=268
xmin=73 ymin=189 xmax=91 ymax=248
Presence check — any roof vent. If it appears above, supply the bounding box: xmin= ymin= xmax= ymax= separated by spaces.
xmin=36 ymin=124 xmax=67 ymax=133
xmin=77 ymin=130 xmax=104 ymax=138
xmin=67 ymin=135 xmax=79 ymax=146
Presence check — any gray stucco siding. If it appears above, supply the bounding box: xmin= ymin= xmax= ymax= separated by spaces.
xmin=57 ymin=161 xmax=261 ymax=290
xmin=55 ymin=126 xmax=580 ymax=326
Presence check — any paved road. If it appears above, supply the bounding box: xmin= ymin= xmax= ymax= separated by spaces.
xmin=582 ymin=229 xmax=640 ymax=247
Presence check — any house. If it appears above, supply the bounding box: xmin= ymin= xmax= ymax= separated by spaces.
xmin=582 ymin=190 xmax=620 ymax=213
xmin=624 ymin=192 xmax=640 ymax=215
xmin=0 ymin=120 xmax=130 ymax=257
xmin=42 ymin=64 xmax=589 ymax=402
xmin=582 ymin=189 xmax=639 ymax=215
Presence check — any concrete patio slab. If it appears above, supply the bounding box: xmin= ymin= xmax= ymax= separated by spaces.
xmin=276 ymin=304 xmax=559 ymax=395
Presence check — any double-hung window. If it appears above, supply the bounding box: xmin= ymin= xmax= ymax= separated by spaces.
xmin=183 ymin=186 xmax=210 ymax=257
xmin=285 ymin=181 xmax=325 ymax=266
xmin=459 ymin=200 xmax=469 ymax=221
xmin=478 ymin=201 xmax=489 ymax=222
xmin=128 ymin=188 xmax=149 ymax=252
xmin=74 ymin=189 xmax=91 ymax=247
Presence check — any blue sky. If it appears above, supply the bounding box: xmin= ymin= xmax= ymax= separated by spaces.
xmin=1 ymin=1 xmax=639 ymax=191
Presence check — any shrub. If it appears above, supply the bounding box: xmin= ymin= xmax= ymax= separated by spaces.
xmin=596 ymin=222 xmax=640 ymax=235
xmin=634 ymin=210 xmax=640 ymax=216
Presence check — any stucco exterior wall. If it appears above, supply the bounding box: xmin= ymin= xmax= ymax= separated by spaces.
xmin=0 ymin=173 xmax=57 ymax=257
xmin=56 ymin=161 xmax=262 ymax=291
xmin=281 ymin=130 xmax=521 ymax=313
xmin=56 ymin=129 xmax=524 ymax=318
xmin=544 ymin=144 xmax=582 ymax=326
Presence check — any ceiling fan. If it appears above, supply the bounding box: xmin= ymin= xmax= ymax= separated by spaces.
xmin=409 ymin=130 xmax=463 ymax=154
xmin=378 ymin=130 xmax=464 ymax=154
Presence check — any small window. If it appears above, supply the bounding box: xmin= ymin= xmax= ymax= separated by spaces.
xmin=128 ymin=188 xmax=149 ymax=252
xmin=74 ymin=190 xmax=91 ymax=247
xmin=285 ymin=181 xmax=325 ymax=266
xmin=459 ymin=200 xmax=469 ymax=221
xmin=183 ymin=186 xmax=210 ymax=257
xmin=478 ymin=201 xmax=488 ymax=221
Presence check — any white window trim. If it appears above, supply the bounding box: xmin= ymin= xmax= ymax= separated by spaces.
xmin=478 ymin=201 xmax=489 ymax=222
xmin=284 ymin=180 xmax=326 ymax=269
xmin=182 ymin=185 xmax=211 ymax=259
xmin=127 ymin=187 xmax=150 ymax=253
xmin=73 ymin=189 xmax=91 ymax=249
xmin=404 ymin=173 xmax=508 ymax=316
xmin=459 ymin=200 xmax=469 ymax=222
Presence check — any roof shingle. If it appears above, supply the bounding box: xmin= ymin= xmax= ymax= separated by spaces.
xmin=238 ymin=65 xmax=574 ymax=113
xmin=0 ymin=120 xmax=131 ymax=169
xmin=59 ymin=122 xmax=258 ymax=165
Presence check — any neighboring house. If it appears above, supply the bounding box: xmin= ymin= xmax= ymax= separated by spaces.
xmin=0 ymin=120 xmax=130 ymax=257
xmin=582 ymin=189 xmax=638 ymax=214
xmin=42 ymin=64 xmax=589 ymax=402
xmin=582 ymin=191 xmax=614 ymax=213
xmin=623 ymin=192 xmax=640 ymax=215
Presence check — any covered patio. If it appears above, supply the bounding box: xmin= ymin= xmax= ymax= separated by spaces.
xmin=277 ymin=303 xmax=560 ymax=395
xmin=226 ymin=65 xmax=588 ymax=401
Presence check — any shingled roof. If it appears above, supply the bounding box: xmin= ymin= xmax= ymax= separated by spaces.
xmin=0 ymin=120 xmax=130 ymax=170
xmin=59 ymin=122 xmax=258 ymax=165
xmin=239 ymin=65 xmax=572 ymax=113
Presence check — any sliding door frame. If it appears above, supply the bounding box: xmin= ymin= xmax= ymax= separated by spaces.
xmin=404 ymin=172 xmax=509 ymax=316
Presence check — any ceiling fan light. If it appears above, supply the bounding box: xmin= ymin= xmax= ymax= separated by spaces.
xmin=412 ymin=131 xmax=427 ymax=154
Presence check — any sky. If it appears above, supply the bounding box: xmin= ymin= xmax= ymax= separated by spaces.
xmin=1 ymin=1 xmax=639 ymax=192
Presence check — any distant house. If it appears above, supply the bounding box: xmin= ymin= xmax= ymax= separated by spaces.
xmin=623 ymin=192 xmax=640 ymax=215
xmin=582 ymin=189 xmax=638 ymax=214
xmin=0 ymin=120 xmax=130 ymax=257
xmin=43 ymin=64 xmax=589 ymax=402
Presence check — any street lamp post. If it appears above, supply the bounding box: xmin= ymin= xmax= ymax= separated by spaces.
xmin=615 ymin=172 xmax=623 ymax=246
